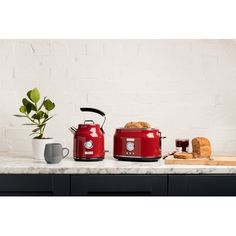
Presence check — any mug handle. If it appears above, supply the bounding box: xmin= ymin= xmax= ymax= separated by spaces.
xmin=62 ymin=148 xmax=69 ymax=158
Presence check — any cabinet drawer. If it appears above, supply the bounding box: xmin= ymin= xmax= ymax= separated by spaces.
xmin=0 ymin=174 xmax=53 ymax=195
xmin=168 ymin=175 xmax=236 ymax=196
xmin=71 ymin=175 xmax=167 ymax=196
xmin=0 ymin=174 xmax=70 ymax=196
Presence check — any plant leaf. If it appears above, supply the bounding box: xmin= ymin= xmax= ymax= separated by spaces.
xmin=38 ymin=97 xmax=47 ymax=110
xmin=22 ymin=98 xmax=36 ymax=111
xmin=32 ymin=113 xmax=37 ymax=119
xmin=29 ymin=88 xmax=40 ymax=103
xmin=32 ymin=111 xmax=44 ymax=120
xmin=32 ymin=128 xmax=40 ymax=132
xmin=13 ymin=114 xmax=27 ymax=118
xmin=34 ymin=134 xmax=43 ymax=139
xmin=27 ymin=90 xmax=32 ymax=101
xmin=25 ymin=103 xmax=33 ymax=114
xmin=19 ymin=106 xmax=26 ymax=113
xmin=22 ymin=123 xmax=37 ymax=126
xmin=44 ymin=99 xmax=55 ymax=111
xmin=22 ymin=98 xmax=29 ymax=106
xmin=42 ymin=115 xmax=55 ymax=124
xmin=38 ymin=111 xmax=45 ymax=119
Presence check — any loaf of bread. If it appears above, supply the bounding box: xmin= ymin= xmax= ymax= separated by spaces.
xmin=174 ymin=152 xmax=194 ymax=159
xmin=124 ymin=121 xmax=151 ymax=129
xmin=192 ymin=137 xmax=211 ymax=158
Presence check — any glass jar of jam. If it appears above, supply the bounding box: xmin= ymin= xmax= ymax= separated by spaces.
xmin=175 ymin=139 xmax=189 ymax=152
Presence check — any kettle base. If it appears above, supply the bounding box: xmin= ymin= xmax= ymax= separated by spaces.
xmin=114 ymin=156 xmax=161 ymax=162
xmin=73 ymin=157 xmax=104 ymax=161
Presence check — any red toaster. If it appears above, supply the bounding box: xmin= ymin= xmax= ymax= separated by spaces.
xmin=113 ymin=128 xmax=165 ymax=161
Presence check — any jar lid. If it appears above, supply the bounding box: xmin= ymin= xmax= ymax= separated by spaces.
xmin=175 ymin=138 xmax=189 ymax=141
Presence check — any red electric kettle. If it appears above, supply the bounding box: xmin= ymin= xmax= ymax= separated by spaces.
xmin=70 ymin=107 xmax=106 ymax=161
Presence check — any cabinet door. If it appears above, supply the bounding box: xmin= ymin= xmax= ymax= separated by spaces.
xmin=71 ymin=175 xmax=167 ymax=196
xmin=0 ymin=175 xmax=70 ymax=196
xmin=168 ymin=175 xmax=236 ymax=196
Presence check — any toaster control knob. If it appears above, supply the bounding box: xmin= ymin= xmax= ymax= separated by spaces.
xmin=84 ymin=140 xmax=93 ymax=149
xmin=126 ymin=142 xmax=134 ymax=151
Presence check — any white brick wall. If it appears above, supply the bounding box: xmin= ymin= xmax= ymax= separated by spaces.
xmin=0 ymin=39 xmax=236 ymax=156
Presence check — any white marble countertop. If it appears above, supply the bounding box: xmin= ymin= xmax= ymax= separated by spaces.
xmin=0 ymin=155 xmax=236 ymax=174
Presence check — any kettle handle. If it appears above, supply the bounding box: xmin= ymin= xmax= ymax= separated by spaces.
xmin=80 ymin=107 xmax=105 ymax=116
xmin=80 ymin=107 xmax=106 ymax=133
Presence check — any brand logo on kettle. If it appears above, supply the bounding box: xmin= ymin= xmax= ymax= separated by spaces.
xmin=85 ymin=151 xmax=93 ymax=155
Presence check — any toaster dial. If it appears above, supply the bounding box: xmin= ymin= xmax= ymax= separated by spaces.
xmin=84 ymin=140 xmax=93 ymax=149
xmin=126 ymin=142 xmax=135 ymax=152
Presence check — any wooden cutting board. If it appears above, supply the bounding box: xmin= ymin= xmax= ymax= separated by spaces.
xmin=165 ymin=156 xmax=236 ymax=166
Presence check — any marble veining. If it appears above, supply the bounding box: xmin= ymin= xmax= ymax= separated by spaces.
xmin=0 ymin=155 xmax=236 ymax=174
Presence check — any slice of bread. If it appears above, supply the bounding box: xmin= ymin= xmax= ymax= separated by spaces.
xmin=137 ymin=121 xmax=151 ymax=128
xmin=124 ymin=122 xmax=143 ymax=128
xmin=124 ymin=121 xmax=151 ymax=128
xmin=174 ymin=152 xmax=194 ymax=159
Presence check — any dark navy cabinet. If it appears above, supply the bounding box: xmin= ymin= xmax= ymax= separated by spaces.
xmin=71 ymin=175 xmax=167 ymax=196
xmin=168 ymin=175 xmax=236 ymax=196
xmin=0 ymin=175 xmax=70 ymax=196
xmin=0 ymin=174 xmax=236 ymax=196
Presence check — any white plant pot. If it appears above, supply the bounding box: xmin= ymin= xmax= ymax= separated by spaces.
xmin=32 ymin=138 xmax=55 ymax=160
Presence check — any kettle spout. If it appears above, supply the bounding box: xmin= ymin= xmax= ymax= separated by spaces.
xmin=69 ymin=126 xmax=77 ymax=134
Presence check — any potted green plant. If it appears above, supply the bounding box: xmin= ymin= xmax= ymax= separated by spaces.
xmin=14 ymin=88 xmax=56 ymax=159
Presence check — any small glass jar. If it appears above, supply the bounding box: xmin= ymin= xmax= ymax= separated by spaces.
xmin=175 ymin=139 xmax=189 ymax=152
